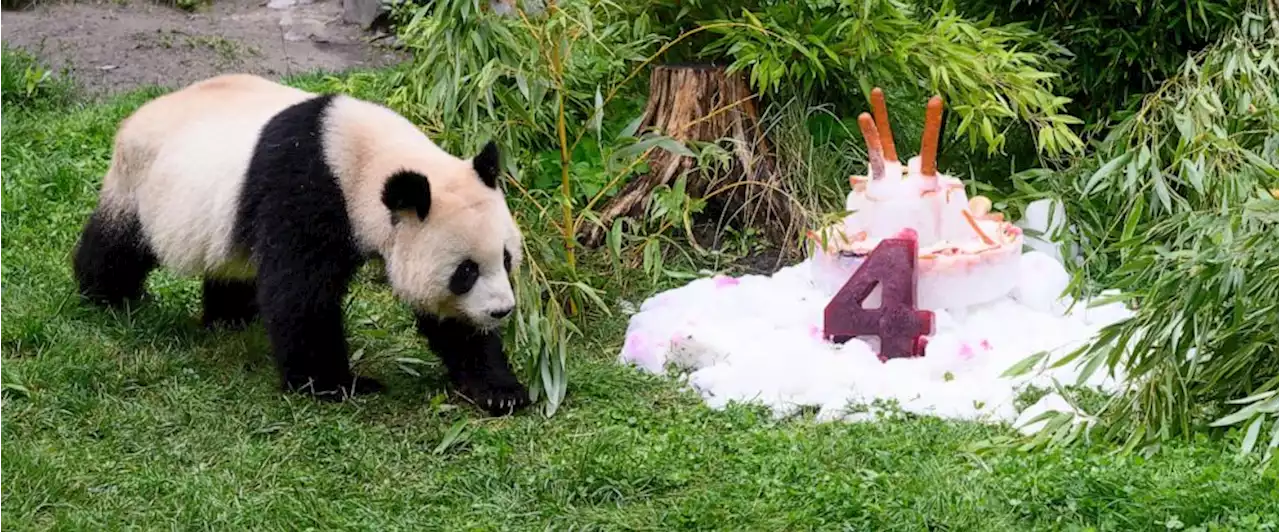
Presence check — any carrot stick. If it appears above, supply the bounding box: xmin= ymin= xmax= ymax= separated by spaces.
xmin=961 ymin=209 xmax=997 ymax=245
xmin=920 ymin=96 xmax=944 ymax=177
xmin=870 ymin=88 xmax=897 ymax=162
xmin=857 ymin=113 xmax=885 ymax=180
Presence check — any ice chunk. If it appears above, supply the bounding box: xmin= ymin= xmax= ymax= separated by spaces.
xmin=1012 ymin=250 xmax=1071 ymax=315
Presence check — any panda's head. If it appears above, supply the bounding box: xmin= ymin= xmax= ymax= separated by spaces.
xmin=379 ymin=141 xmax=522 ymax=331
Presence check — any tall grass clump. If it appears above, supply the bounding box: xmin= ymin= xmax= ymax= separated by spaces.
xmin=1009 ymin=6 xmax=1279 ymax=457
xmin=1 ymin=44 xmax=76 ymax=111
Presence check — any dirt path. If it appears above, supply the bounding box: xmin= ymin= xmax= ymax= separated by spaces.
xmin=2 ymin=0 xmax=403 ymax=96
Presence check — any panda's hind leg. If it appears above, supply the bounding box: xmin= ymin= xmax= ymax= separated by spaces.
xmin=73 ymin=206 xmax=157 ymax=307
xmin=201 ymin=278 xmax=259 ymax=329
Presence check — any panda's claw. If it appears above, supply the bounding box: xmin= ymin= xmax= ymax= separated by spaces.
xmin=456 ymin=376 xmax=530 ymax=417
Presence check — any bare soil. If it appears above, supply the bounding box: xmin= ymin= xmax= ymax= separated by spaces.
xmin=2 ymin=0 xmax=403 ymax=96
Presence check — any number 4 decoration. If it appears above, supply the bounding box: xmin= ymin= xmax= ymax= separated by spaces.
xmin=823 ymin=233 xmax=935 ymax=361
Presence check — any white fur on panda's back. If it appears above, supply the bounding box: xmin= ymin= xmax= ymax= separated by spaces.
xmin=107 ymin=75 xmax=315 ymax=278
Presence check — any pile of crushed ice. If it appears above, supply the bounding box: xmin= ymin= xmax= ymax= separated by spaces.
xmin=617 ymin=204 xmax=1135 ymax=433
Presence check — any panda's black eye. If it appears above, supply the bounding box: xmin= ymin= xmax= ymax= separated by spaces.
xmin=503 ymin=249 xmax=512 ymax=273
xmin=449 ymin=259 xmax=480 ymax=295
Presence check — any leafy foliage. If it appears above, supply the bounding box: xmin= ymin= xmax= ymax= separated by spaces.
xmin=944 ymin=0 xmax=1252 ymax=126
xmin=1013 ymin=8 xmax=1279 ymax=456
xmin=693 ymin=0 xmax=1085 ymax=156
xmin=380 ymin=0 xmax=660 ymax=157
xmin=1035 ymin=7 xmax=1277 ymax=290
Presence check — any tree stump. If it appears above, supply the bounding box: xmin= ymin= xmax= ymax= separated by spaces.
xmin=578 ymin=64 xmax=800 ymax=248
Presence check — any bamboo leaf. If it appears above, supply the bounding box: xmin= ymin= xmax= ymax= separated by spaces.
xmin=1121 ymin=195 xmax=1146 ymax=241
xmin=433 ymin=420 xmax=473 ymax=455
xmin=1152 ymin=168 xmax=1173 ymax=213
xmin=1210 ymin=397 xmax=1277 ymax=427
xmin=1241 ymin=416 xmax=1264 ymax=454
xmin=1002 ymin=351 xmax=1048 ymax=378
xmin=1227 ymin=390 xmax=1278 ymax=405
xmin=591 ymin=86 xmax=604 ymax=133
xmin=618 ymin=114 xmax=645 ymax=140
xmin=1085 ymin=153 xmax=1130 ymax=195
xmin=1074 ymin=350 xmax=1108 ymax=386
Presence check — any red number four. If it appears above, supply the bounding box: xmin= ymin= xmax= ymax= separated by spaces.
xmin=824 ymin=237 xmax=934 ymax=360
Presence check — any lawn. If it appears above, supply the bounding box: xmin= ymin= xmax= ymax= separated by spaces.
xmin=2 ymin=76 xmax=1277 ymax=530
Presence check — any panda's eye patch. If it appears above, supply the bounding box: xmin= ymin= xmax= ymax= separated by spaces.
xmin=449 ymin=259 xmax=480 ymax=295
xmin=503 ymin=249 xmax=512 ymax=273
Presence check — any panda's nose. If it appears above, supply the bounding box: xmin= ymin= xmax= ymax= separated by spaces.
xmin=489 ymin=307 xmax=513 ymax=319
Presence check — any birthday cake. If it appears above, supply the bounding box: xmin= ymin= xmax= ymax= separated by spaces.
xmin=808 ymin=91 xmax=1023 ymax=310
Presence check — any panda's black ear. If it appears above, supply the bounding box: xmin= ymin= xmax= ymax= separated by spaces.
xmin=382 ymin=171 xmax=431 ymax=221
xmin=473 ymin=140 xmax=500 ymax=189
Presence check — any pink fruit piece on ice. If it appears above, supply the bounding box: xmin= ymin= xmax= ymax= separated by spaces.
xmin=714 ymin=276 xmax=740 ymax=288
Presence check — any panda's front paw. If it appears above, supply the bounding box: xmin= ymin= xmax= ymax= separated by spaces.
xmin=456 ymin=375 xmax=530 ymax=416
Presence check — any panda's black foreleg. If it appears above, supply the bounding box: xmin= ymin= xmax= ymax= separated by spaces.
xmin=414 ymin=312 xmax=530 ymax=416
xmin=73 ymin=207 xmax=157 ymax=307
xmin=201 ymin=278 xmax=259 ymax=329
xmin=254 ymin=251 xmax=382 ymax=401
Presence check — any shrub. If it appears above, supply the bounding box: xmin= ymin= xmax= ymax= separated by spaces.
xmin=945 ymin=0 xmax=1251 ymax=128
xmin=1010 ymin=6 xmax=1279 ymax=456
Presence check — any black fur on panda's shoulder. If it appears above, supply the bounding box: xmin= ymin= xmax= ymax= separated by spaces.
xmin=232 ymin=93 xmax=352 ymax=256
xmin=232 ymin=93 xmax=382 ymax=397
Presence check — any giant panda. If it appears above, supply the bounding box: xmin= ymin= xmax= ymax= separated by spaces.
xmin=72 ymin=74 xmax=530 ymax=415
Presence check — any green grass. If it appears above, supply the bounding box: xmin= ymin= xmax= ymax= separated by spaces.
xmin=2 ymin=71 xmax=1277 ymax=530
xmin=1 ymin=44 xmax=77 ymax=111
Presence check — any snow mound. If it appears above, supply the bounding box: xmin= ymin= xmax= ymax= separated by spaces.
xmin=618 ymin=250 xmax=1134 ymax=424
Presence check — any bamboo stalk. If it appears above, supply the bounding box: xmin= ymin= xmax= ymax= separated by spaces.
xmin=551 ymin=36 xmax=575 ymax=270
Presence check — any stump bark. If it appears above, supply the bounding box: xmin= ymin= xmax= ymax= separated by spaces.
xmin=578 ymin=64 xmax=800 ymax=248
